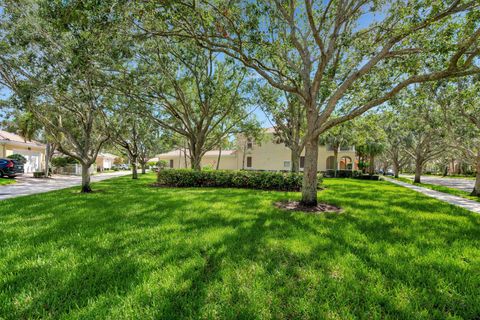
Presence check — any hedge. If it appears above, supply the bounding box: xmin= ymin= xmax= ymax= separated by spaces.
xmin=157 ymin=169 xmax=322 ymax=191
xmin=6 ymin=154 xmax=26 ymax=163
xmin=354 ymin=174 xmax=380 ymax=181
xmin=323 ymin=169 xmax=362 ymax=178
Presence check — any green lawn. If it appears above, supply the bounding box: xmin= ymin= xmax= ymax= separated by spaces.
xmin=1 ymin=174 xmax=479 ymax=319
xmin=0 ymin=178 xmax=16 ymax=185
xmin=394 ymin=176 xmax=480 ymax=203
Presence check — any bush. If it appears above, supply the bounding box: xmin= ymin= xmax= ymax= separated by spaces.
xmin=33 ymin=171 xmax=45 ymax=178
xmin=157 ymin=160 xmax=168 ymax=169
xmin=157 ymin=169 xmax=322 ymax=191
xmin=323 ymin=170 xmax=362 ymax=178
xmin=354 ymin=174 xmax=380 ymax=181
xmin=51 ymin=156 xmax=78 ymax=168
xmin=7 ymin=154 xmax=26 ymax=163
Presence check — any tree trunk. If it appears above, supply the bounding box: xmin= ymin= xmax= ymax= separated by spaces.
xmin=141 ymin=163 xmax=146 ymax=174
xmin=291 ymin=146 xmax=300 ymax=173
xmin=216 ymin=147 xmax=222 ymax=170
xmin=300 ymin=136 xmax=319 ymax=206
xmin=414 ymin=159 xmax=423 ymax=183
xmin=333 ymin=147 xmax=339 ymax=177
xmin=190 ymin=153 xmax=202 ymax=171
xmin=369 ymin=154 xmax=375 ymax=175
xmin=45 ymin=143 xmax=50 ymax=177
xmin=132 ymin=163 xmax=138 ymax=179
xmin=393 ymin=160 xmax=399 ymax=178
xmin=81 ymin=163 xmax=92 ymax=193
xmin=184 ymin=145 xmax=188 ymax=168
xmin=471 ymin=151 xmax=480 ymax=197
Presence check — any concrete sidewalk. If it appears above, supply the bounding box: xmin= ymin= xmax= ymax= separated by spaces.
xmin=401 ymin=174 xmax=475 ymax=193
xmin=0 ymin=171 xmax=131 ymax=201
xmin=385 ymin=178 xmax=480 ymax=214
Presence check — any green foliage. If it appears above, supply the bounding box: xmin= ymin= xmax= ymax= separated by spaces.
xmin=51 ymin=156 xmax=78 ymax=168
xmin=6 ymin=154 xmax=26 ymax=163
xmin=157 ymin=160 xmax=168 ymax=169
xmin=157 ymin=169 xmax=319 ymax=191
xmin=33 ymin=171 xmax=45 ymax=178
xmin=323 ymin=170 xmax=362 ymax=178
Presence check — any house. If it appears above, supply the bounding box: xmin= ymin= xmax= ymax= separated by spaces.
xmin=157 ymin=128 xmax=357 ymax=171
xmin=0 ymin=130 xmax=46 ymax=173
xmin=96 ymin=153 xmax=117 ymax=171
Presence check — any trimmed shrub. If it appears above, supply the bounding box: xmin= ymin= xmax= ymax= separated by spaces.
xmin=7 ymin=154 xmax=26 ymax=163
xmin=323 ymin=170 xmax=362 ymax=178
xmin=157 ymin=169 xmax=322 ymax=191
xmin=33 ymin=171 xmax=45 ymax=178
xmin=51 ymin=156 xmax=78 ymax=168
xmin=354 ymin=174 xmax=380 ymax=181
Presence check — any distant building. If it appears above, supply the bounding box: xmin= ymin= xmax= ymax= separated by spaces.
xmin=156 ymin=128 xmax=357 ymax=171
xmin=96 ymin=153 xmax=117 ymax=171
xmin=0 ymin=130 xmax=46 ymax=173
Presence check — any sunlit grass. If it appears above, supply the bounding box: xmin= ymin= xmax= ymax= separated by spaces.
xmin=0 ymin=178 xmax=16 ymax=185
xmin=0 ymin=174 xmax=479 ymax=319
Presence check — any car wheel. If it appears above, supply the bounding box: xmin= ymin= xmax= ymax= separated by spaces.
xmin=0 ymin=171 xmax=3 ymax=178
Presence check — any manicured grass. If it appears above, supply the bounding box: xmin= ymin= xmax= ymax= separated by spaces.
xmin=0 ymin=178 xmax=16 ymax=185
xmin=394 ymin=176 xmax=480 ymax=203
xmin=1 ymin=174 xmax=479 ymax=319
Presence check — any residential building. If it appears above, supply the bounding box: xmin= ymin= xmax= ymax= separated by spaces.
xmin=96 ymin=153 xmax=117 ymax=171
xmin=0 ymin=130 xmax=46 ymax=173
xmin=157 ymin=128 xmax=357 ymax=171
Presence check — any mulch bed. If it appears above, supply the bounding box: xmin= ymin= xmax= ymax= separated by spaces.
xmin=274 ymin=201 xmax=342 ymax=213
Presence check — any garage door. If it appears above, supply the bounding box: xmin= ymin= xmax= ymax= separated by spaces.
xmin=12 ymin=150 xmax=41 ymax=173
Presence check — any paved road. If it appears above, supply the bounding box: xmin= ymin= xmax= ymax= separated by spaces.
xmin=386 ymin=177 xmax=480 ymax=214
xmin=401 ymin=175 xmax=475 ymax=193
xmin=0 ymin=171 xmax=132 ymax=201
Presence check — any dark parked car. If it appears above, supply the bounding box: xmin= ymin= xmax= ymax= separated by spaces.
xmin=0 ymin=158 xmax=24 ymax=178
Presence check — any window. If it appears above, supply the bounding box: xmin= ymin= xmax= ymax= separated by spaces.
xmin=300 ymin=156 xmax=305 ymax=169
xmin=247 ymin=138 xmax=253 ymax=149
xmin=283 ymin=160 xmax=291 ymax=168
xmin=246 ymin=156 xmax=252 ymax=168
xmin=169 ymin=159 xmax=174 ymax=168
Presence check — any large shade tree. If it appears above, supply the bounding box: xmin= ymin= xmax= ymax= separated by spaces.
xmin=439 ymin=78 xmax=480 ymax=196
xmin=0 ymin=0 xmax=124 ymax=192
xmin=400 ymin=85 xmax=447 ymax=183
xmin=131 ymin=41 xmax=259 ymax=170
xmin=379 ymin=108 xmax=411 ymax=178
xmin=139 ymin=0 xmax=480 ymax=205
xmin=259 ymin=88 xmax=305 ymax=172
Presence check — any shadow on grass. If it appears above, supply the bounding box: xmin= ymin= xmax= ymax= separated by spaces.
xmin=0 ymin=175 xmax=479 ymax=319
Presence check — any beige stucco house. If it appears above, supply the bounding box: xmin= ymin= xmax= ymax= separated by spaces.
xmin=0 ymin=130 xmax=46 ymax=173
xmin=157 ymin=128 xmax=357 ymax=172
xmin=96 ymin=153 xmax=117 ymax=171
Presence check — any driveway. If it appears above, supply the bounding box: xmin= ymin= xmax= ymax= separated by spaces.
xmin=0 ymin=171 xmax=132 ymax=201
xmin=401 ymin=175 xmax=475 ymax=193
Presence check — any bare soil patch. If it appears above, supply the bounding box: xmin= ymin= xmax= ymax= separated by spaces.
xmin=274 ymin=201 xmax=342 ymax=213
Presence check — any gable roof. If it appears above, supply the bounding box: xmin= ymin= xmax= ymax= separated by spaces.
xmin=97 ymin=152 xmax=118 ymax=159
xmin=0 ymin=130 xmax=45 ymax=148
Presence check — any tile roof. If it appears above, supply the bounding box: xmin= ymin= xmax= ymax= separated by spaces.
xmin=0 ymin=130 xmax=45 ymax=147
